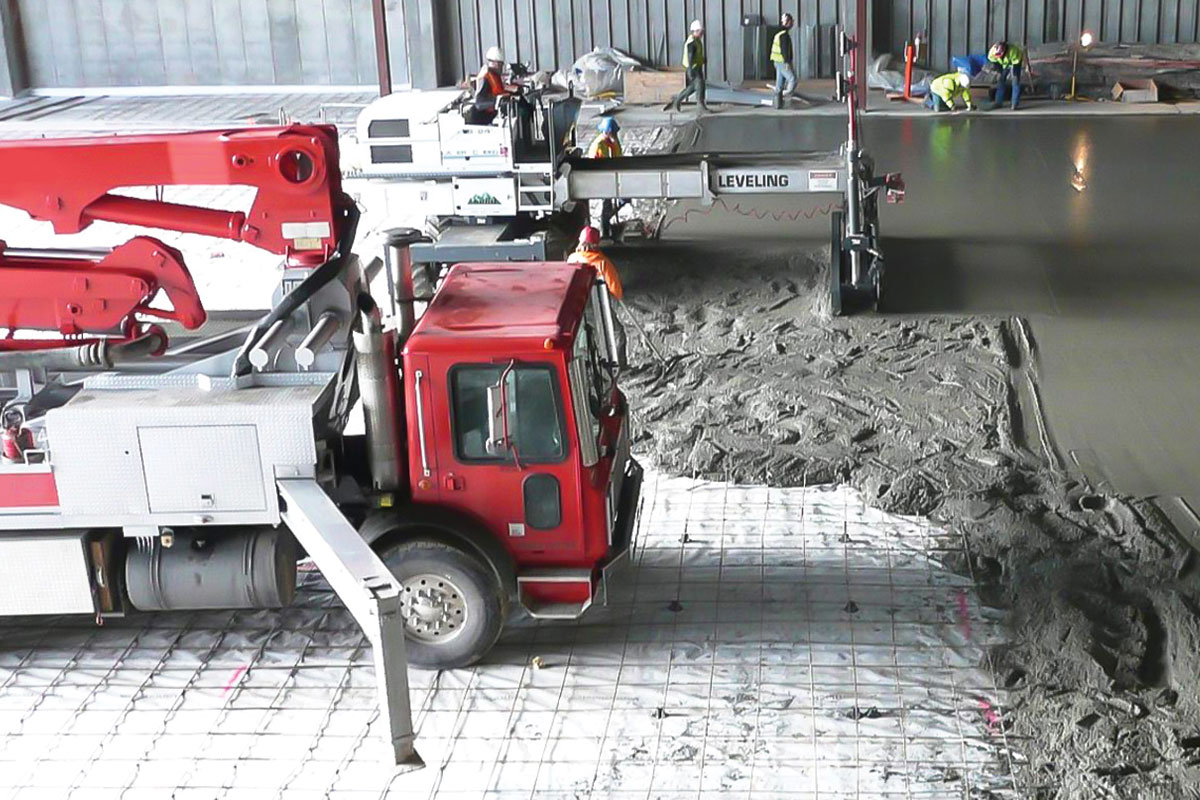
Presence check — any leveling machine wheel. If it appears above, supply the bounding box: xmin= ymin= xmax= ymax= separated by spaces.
xmin=379 ymin=538 xmax=508 ymax=669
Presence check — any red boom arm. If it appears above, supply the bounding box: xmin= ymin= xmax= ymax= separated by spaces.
xmin=0 ymin=124 xmax=352 ymax=350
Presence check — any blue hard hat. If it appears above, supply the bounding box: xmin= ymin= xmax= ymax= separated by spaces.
xmin=598 ymin=117 xmax=620 ymax=134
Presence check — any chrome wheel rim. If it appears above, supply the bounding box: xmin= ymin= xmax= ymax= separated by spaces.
xmin=399 ymin=573 xmax=468 ymax=643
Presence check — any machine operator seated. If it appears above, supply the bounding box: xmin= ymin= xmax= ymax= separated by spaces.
xmin=464 ymin=46 xmax=516 ymax=126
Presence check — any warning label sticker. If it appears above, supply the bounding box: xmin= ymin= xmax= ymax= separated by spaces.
xmin=808 ymin=170 xmax=840 ymax=192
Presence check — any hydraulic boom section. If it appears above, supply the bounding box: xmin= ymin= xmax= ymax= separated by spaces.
xmin=0 ymin=125 xmax=352 ymax=349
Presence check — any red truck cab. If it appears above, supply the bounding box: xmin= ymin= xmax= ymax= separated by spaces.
xmin=365 ymin=261 xmax=641 ymax=669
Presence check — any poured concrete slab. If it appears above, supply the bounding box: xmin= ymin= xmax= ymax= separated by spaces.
xmin=677 ymin=111 xmax=1200 ymax=506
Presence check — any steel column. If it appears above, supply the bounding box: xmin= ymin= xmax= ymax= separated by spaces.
xmin=372 ymin=0 xmax=393 ymax=95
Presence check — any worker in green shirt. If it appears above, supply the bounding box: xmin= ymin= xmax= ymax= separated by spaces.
xmin=670 ymin=20 xmax=710 ymax=112
xmin=925 ymin=72 xmax=975 ymax=112
xmin=987 ymin=41 xmax=1032 ymax=110
xmin=770 ymin=13 xmax=796 ymax=109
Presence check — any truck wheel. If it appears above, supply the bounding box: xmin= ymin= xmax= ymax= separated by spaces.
xmin=378 ymin=539 xmax=506 ymax=669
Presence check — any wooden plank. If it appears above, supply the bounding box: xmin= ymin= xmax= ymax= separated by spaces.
xmin=622 ymin=67 xmax=685 ymax=102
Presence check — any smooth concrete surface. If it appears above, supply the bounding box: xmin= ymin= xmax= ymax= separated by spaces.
xmin=685 ymin=112 xmax=1200 ymax=502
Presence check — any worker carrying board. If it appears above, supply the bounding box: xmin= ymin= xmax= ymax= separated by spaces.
xmin=467 ymin=46 xmax=515 ymax=125
xmin=586 ymin=117 xmax=624 ymax=239
xmin=987 ymin=41 xmax=1033 ymax=110
xmin=568 ymin=226 xmax=627 ymax=368
xmin=770 ymin=13 xmax=796 ymax=109
xmin=669 ymin=20 xmax=710 ymax=112
xmin=925 ymin=72 xmax=975 ymax=112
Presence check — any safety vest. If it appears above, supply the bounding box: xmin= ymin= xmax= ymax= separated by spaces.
xmin=481 ymin=68 xmax=504 ymax=96
xmin=770 ymin=30 xmax=788 ymax=63
xmin=930 ymin=73 xmax=969 ymax=103
xmin=682 ymin=37 xmax=705 ymax=69
xmin=568 ymin=248 xmax=624 ymax=300
xmin=989 ymin=43 xmax=1023 ymax=68
xmin=587 ymin=133 xmax=622 ymax=159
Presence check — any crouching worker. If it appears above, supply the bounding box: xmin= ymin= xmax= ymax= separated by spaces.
xmin=926 ymin=72 xmax=975 ymax=112
xmin=567 ymin=226 xmax=627 ymax=368
xmin=987 ymin=41 xmax=1031 ymax=110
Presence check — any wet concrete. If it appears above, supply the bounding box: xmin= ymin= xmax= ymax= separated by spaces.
xmin=684 ymin=111 xmax=1200 ymax=504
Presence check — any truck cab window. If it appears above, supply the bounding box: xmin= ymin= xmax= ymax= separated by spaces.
xmin=451 ymin=365 xmax=565 ymax=462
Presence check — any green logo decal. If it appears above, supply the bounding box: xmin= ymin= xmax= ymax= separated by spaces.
xmin=468 ymin=192 xmax=501 ymax=205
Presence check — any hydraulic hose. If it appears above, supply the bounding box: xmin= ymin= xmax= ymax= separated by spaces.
xmin=0 ymin=331 xmax=167 ymax=371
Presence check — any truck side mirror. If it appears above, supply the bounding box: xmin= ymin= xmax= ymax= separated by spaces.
xmin=485 ymin=381 xmax=507 ymax=456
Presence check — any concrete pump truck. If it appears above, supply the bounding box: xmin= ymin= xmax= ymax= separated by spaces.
xmin=0 ymin=123 xmax=640 ymax=765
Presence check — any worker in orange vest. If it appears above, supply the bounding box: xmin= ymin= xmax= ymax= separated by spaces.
xmin=567 ymin=226 xmax=626 ymax=366
xmin=468 ymin=46 xmax=513 ymax=125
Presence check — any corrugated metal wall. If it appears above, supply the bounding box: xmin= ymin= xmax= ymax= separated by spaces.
xmin=879 ymin=0 xmax=1200 ymax=73
xmin=7 ymin=0 xmax=1200 ymax=92
xmin=17 ymin=0 xmax=383 ymax=87
xmin=439 ymin=0 xmax=849 ymax=83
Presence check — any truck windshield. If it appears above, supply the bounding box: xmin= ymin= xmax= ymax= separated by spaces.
xmin=451 ymin=364 xmax=565 ymax=462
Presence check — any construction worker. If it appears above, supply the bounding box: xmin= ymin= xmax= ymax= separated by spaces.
xmin=568 ymin=226 xmax=626 ymax=366
xmin=670 ymin=20 xmax=709 ymax=112
xmin=925 ymin=72 xmax=975 ymax=112
xmin=467 ymin=46 xmax=512 ymax=125
xmin=987 ymin=41 xmax=1031 ymax=110
xmin=587 ymin=117 xmax=622 ymax=159
xmin=770 ymin=13 xmax=796 ymax=109
xmin=587 ymin=117 xmax=623 ymax=238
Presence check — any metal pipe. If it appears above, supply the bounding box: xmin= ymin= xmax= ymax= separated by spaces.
xmin=295 ymin=312 xmax=341 ymax=370
xmin=1 ymin=247 xmax=111 ymax=261
xmin=843 ymin=30 xmax=864 ymax=289
xmin=385 ymin=228 xmax=425 ymax=345
xmin=353 ymin=295 xmax=402 ymax=493
xmin=248 ymin=319 xmax=288 ymax=371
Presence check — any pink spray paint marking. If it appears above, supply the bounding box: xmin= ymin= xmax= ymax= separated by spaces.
xmin=222 ymin=665 xmax=248 ymax=698
xmin=978 ymin=698 xmax=1001 ymax=733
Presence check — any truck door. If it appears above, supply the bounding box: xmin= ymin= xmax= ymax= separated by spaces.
xmin=439 ymin=360 xmax=582 ymax=557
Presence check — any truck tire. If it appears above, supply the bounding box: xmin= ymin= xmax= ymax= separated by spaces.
xmin=378 ymin=538 xmax=507 ymax=669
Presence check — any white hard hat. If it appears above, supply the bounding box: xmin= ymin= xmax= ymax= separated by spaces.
xmin=956 ymin=72 xmax=971 ymax=87
xmin=485 ymin=46 xmax=505 ymax=63
xmin=690 ymin=19 xmax=703 ymax=33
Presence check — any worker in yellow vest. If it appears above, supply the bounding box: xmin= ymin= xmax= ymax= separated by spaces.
xmin=925 ymin=72 xmax=975 ymax=112
xmin=669 ymin=20 xmax=710 ymax=112
xmin=770 ymin=13 xmax=796 ymax=109
xmin=987 ymin=41 xmax=1032 ymax=110
xmin=587 ymin=117 xmax=623 ymax=237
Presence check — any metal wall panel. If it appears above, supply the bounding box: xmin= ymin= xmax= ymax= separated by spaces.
xmin=9 ymin=0 xmax=1200 ymax=92
xmin=15 ymin=0 xmax=385 ymax=88
xmin=439 ymin=0 xmax=852 ymax=83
